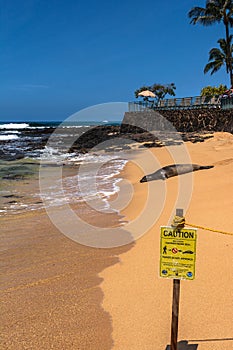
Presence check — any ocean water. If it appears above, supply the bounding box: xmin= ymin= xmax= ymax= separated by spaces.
xmin=0 ymin=121 xmax=127 ymax=216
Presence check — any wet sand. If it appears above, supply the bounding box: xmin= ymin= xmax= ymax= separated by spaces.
xmin=1 ymin=132 xmax=233 ymax=349
xmin=1 ymin=210 xmax=133 ymax=349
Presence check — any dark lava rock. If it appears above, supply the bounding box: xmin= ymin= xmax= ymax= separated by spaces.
xmin=70 ymin=125 xmax=121 ymax=151
xmin=2 ymin=194 xmax=23 ymax=198
xmin=0 ymin=150 xmax=25 ymax=161
xmin=2 ymin=174 xmax=25 ymax=180
xmin=139 ymin=142 xmax=163 ymax=148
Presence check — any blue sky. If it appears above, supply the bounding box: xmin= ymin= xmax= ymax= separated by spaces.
xmin=0 ymin=0 xmax=231 ymax=121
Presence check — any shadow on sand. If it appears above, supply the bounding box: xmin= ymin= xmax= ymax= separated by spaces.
xmin=166 ymin=340 xmax=198 ymax=350
xmin=166 ymin=338 xmax=233 ymax=350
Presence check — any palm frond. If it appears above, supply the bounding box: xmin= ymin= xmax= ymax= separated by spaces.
xmin=188 ymin=7 xmax=206 ymax=23
xmin=208 ymin=47 xmax=225 ymax=60
xmin=189 ymin=0 xmax=233 ymax=26
xmin=206 ymin=3 xmax=222 ymax=21
xmin=188 ymin=7 xmax=206 ymax=17
xmin=217 ymin=38 xmax=228 ymax=52
xmin=200 ymin=15 xmax=220 ymax=25
xmin=205 ymin=36 xmax=232 ymax=76
xmin=204 ymin=60 xmax=224 ymax=74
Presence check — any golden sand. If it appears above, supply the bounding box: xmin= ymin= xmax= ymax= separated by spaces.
xmin=101 ymin=132 xmax=233 ymax=350
xmin=1 ymin=132 xmax=233 ymax=349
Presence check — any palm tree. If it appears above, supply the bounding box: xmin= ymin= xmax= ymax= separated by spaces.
xmin=204 ymin=36 xmax=233 ymax=79
xmin=188 ymin=0 xmax=233 ymax=85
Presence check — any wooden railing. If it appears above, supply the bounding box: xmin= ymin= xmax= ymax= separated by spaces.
xmin=128 ymin=95 xmax=223 ymax=112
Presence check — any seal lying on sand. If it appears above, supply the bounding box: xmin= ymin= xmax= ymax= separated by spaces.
xmin=140 ymin=164 xmax=214 ymax=183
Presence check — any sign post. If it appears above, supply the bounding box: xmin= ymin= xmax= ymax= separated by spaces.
xmin=171 ymin=208 xmax=182 ymax=350
xmin=159 ymin=209 xmax=197 ymax=350
xmin=171 ymin=278 xmax=180 ymax=350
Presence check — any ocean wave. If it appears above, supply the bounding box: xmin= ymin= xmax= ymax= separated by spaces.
xmin=26 ymin=126 xmax=52 ymax=129
xmin=39 ymin=157 xmax=127 ymax=213
xmin=1 ymin=130 xmax=20 ymax=134
xmin=67 ymin=153 xmax=122 ymax=164
xmin=0 ymin=123 xmax=29 ymax=129
xmin=60 ymin=125 xmax=91 ymax=129
xmin=0 ymin=134 xmax=19 ymax=141
xmin=40 ymin=146 xmax=125 ymax=164
xmin=0 ymin=134 xmax=128 ymax=216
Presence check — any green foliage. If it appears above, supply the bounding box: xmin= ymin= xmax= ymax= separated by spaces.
xmin=200 ymin=84 xmax=227 ymax=96
xmin=188 ymin=1 xmax=233 ymax=27
xmin=204 ymin=37 xmax=233 ymax=77
xmin=151 ymin=83 xmax=176 ymax=101
xmin=188 ymin=0 xmax=233 ymax=85
xmin=135 ymin=83 xmax=176 ymax=103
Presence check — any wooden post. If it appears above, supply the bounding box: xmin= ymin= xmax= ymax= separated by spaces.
xmin=170 ymin=208 xmax=183 ymax=350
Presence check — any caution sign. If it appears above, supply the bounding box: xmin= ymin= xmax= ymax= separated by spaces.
xmin=160 ymin=226 xmax=197 ymax=280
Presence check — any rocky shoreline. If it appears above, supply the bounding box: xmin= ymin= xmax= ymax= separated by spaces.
xmin=1 ymin=108 xmax=233 ymax=161
xmin=0 ymin=125 xmax=215 ymax=162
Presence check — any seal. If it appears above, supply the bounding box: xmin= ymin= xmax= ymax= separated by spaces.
xmin=140 ymin=164 xmax=214 ymax=183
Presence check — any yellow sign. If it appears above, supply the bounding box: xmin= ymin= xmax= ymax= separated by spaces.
xmin=160 ymin=226 xmax=197 ymax=280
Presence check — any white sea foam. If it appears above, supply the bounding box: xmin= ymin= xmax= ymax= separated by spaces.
xmin=0 ymin=123 xmax=29 ymax=129
xmin=2 ymin=130 xmax=20 ymax=134
xmin=0 ymin=134 xmax=19 ymax=140
xmin=67 ymin=153 xmax=119 ymax=164
xmin=0 ymin=123 xmax=50 ymax=131
xmin=1 ymin=147 xmax=128 ymax=217
xmin=40 ymin=146 xmax=124 ymax=165
xmin=40 ymin=146 xmax=74 ymax=162
xmin=61 ymin=125 xmax=90 ymax=128
xmin=40 ymin=157 xmax=127 ymax=212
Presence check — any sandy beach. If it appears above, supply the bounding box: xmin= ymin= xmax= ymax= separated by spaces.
xmin=1 ymin=132 xmax=233 ymax=349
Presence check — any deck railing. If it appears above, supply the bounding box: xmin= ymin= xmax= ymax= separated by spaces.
xmin=221 ymin=96 xmax=233 ymax=109
xmin=128 ymin=95 xmax=225 ymax=112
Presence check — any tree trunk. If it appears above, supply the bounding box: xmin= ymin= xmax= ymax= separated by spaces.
xmin=230 ymin=70 xmax=233 ymax=88
xmin=224 ymin=17 xmax=233 ymax=87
